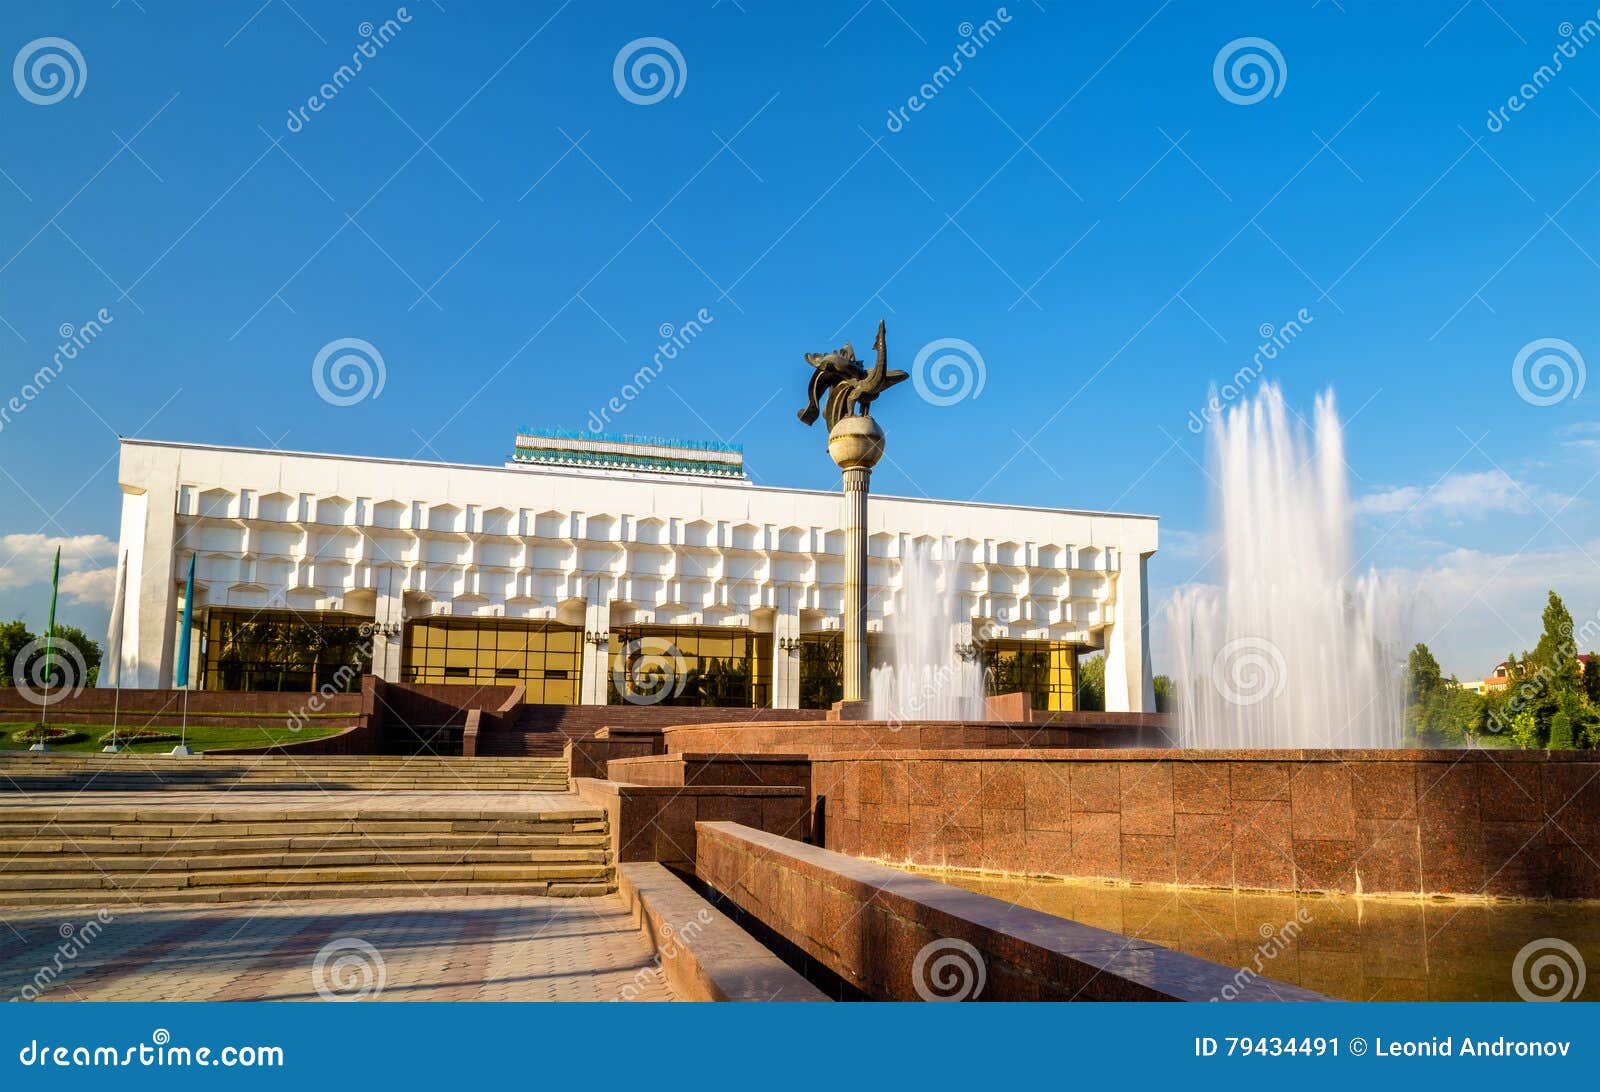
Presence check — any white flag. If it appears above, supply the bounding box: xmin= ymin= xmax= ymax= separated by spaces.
xmin=103 ymin=550 xmax=128 ymax=688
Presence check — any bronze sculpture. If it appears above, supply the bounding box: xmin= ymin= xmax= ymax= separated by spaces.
xmin=797 ymin=320 xmax=908 ymax=429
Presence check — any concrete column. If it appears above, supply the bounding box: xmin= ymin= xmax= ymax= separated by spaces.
xmin=1103 ymin=551 xmax=1155 ymax=712
xmin=371 ymin=567 xmax=405 ymax=682
xmin=841 ymin=465 xmax=870 ymax=702
xmin=114 ymin=444 xmax=181 ymax=689
xmin=579 ymin=591 xmax=610 ymax=705
xmin=772 ymin=592 xmax=801 ymax=709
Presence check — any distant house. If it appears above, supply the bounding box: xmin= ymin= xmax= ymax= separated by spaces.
xmin=1474 ymin=654 xmax=1595 ymax=696
xmin=1479 ymin=661 xmax=1511 ymax=694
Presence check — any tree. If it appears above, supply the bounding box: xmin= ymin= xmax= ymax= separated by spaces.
xmin=1584 ymin=654 xmax=1600 ymax=706
xmin=1406 ymin=643 xmax=1443 ymax=705
xmin=1152 ymin=674 xmax=1173 ymax=714
xmin=1531 ymin=591 xmax=1581 ymax=700
xmin=0 ymin=619 xmax=103 ymax=691
xmin=48 ymin=624 xmax=102 ymax=689
xmin=1510 ymin=708 xmax=1541 ymax=750
xmin=1549 ymin=708 xmax=1575 ymax=749
xmin=0 ymin=620 xmax=33 ymax=687
xmin=1077 ymin=654 xmax=1105 ymax=712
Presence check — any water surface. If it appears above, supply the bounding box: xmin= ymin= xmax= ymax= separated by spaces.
xmin=932 ymin=871 xmax=1598 ymax=1001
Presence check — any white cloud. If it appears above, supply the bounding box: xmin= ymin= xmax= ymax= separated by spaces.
xmin=1160 ymin=528 xmax=1216 ymax=562
xmin=1390 ymin=541 xmax=1600 ymax=678
xmin=0 ymin=533 xmax=117 ymax=593
xmin=1354 ymin=469 xmax=1570 ymax=522
xmin=60 ymin=566 xmax=116 ymax=607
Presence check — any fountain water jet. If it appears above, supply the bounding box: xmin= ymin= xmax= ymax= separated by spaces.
xmin=1168 ymin=384 xmax=1405 ymax=748
xmin=870 ymin=539 xmax=988 ymax=721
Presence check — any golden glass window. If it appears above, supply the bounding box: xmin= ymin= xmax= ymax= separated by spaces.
xmin=203 ymin=609 xmax=373 ymax=693
xmin=400 ymin=619 xmax=583 ymax=703
xmin=981 ymin=639 xmax=1082 ymax=712
xmin=607 ymin=625 xmax=771 ymax=707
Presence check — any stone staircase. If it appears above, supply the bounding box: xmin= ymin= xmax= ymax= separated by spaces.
xmin=0 ymin=754 xmax=570 ymax=793
xmin=0 ymin=797 xmax=614 ymax=907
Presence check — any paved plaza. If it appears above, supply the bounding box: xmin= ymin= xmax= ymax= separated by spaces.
xmin=0 ymin=896 xmax=678 ymax=1002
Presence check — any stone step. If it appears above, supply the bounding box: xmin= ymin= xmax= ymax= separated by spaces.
xmin=4 ymin=783 xmax=572 ymax=789
xmin=0 ymin=755 xmax=568 ymax=765
xmin=0 ymin=756 xmax=572 ymax=793
xmin=0 ymin=768 xmax=572 ymax=778
xmin=3 ymin=846 xmax=611 ymax=871
xmin=0 ymin=806 xmax=603 ymax=824
xmin=0 ymin=861 xmax=612 ymax=892
xmin=0 ymin=831 xmax=609 ymax=855
xmin=16 ymin=863 xmax=613 ymax=889
xmin=0 ymin=827 xmax=607 ymax=851
xmin=0 ymin=878 xmax=617 ymax=906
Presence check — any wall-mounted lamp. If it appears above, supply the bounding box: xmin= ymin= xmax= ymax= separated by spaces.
xmin=954 ymin=641 xmax=981 ymax=663
xmin=584 ymin=629 xmax=610 ymax=647
xmin=777 ymin=636 xmax=801 ymax=654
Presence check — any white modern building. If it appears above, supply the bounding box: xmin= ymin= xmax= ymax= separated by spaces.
xmin=110 ymin=429 xmax=1158 ymax=711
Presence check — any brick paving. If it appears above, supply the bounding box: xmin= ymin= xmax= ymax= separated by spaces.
xmin=0 ymin=895 xmax=678 ymax=1002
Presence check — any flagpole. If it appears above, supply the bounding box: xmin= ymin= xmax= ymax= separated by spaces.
xmin=171 ymin=553 xmax=197 ymax=757
xmin=103 ymin=551 xmax=128 ymax=753
xmin=31 ymin=547 xmax=61 ymax=751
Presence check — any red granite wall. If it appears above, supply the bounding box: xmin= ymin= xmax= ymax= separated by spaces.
xmin=810 ymin=749 xmax=1600 ymax=900
xmin=574 ymin=777 xmax=811 ymax=872
xmin=0 ymin=685 xmax=363 ymax=730
xmin=607 ymin=753 xmax=812 ymax=789
xmin=660 ymin=716 xmax=1169 ymax=756
xmin=694 ymin=821 xmax=1328 ymax=1002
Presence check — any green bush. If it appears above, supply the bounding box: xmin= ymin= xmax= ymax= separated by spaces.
xmin=97 ymin=729 xmax=178 ymax=745
xmin=7 ymin=725 xmax=87 ymax=745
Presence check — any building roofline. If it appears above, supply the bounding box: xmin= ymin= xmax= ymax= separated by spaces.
xmin=118 ymin=436 xmax=1160 ymax=522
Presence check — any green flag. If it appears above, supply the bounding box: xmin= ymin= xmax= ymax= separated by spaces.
xmin=42 ymin=546 xmax=59 ymax=692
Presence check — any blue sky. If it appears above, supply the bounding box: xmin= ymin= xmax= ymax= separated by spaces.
xmin=2 ymin=0 xmax=1600 ymax=678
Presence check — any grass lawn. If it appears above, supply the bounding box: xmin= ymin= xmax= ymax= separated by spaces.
xmin=0 ymin=721 xmax=349 ymax=754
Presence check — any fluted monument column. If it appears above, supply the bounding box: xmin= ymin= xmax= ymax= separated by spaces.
xmin=829 ymin=416 xmax=884 ymax=701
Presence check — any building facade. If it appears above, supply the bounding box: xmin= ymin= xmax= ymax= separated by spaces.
xmin=110 ymin=430 xmax=1159 ymax=711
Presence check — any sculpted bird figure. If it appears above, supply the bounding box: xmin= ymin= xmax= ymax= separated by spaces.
xmin=797 ymin=321 xmax=909 ymax=429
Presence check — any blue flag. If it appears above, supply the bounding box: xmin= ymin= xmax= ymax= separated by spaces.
xmin=175 ymin=553 xmax=195 ymax=689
